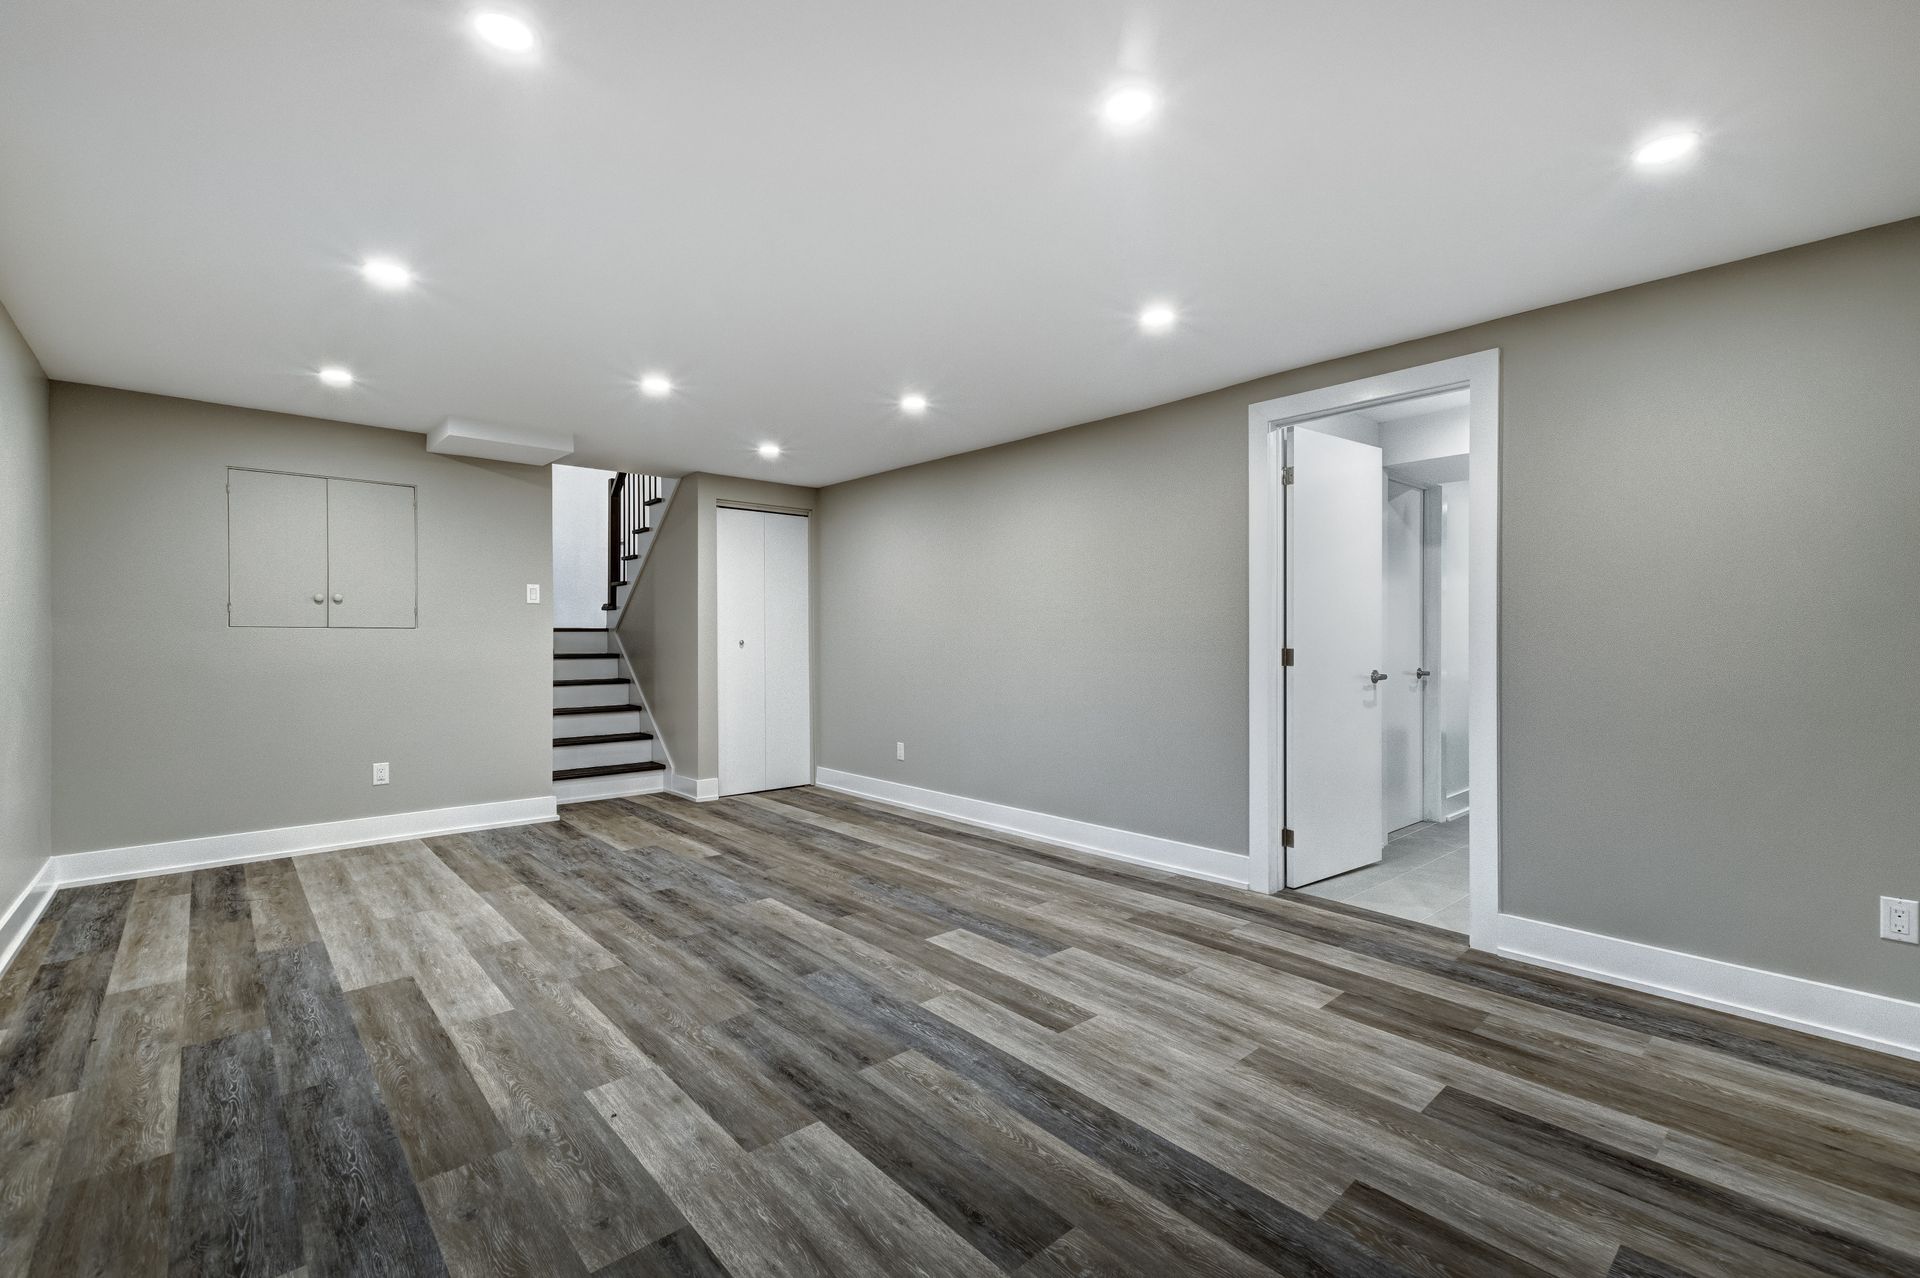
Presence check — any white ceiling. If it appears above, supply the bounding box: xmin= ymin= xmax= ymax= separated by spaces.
xmin=3 ymin=2 xmax=1918 ymax=487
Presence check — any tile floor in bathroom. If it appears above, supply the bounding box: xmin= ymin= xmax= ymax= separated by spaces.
xmin=1292 ymin=814 xmax=1469 ymax=932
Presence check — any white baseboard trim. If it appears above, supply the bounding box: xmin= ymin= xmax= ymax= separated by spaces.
xmin=45 ymin=796 xmax=559 ymax=889
xmin=1496 ymin=913 xmax=1920 ymax=1062
xmin=814 ymin=767 xmax=1249 ymax=888
xmin=0 ymin=863 xmax=57 ymax=977
xmin=668 ymin=773 xmax=719 ymax=802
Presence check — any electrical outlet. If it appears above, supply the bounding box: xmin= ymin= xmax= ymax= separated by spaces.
xmin=526 ymin=584 xmax=540 ymax=604
xmin=896 ymin=741 xmax=905 ymax=761
xmin=373 ymin=762 xmax=390 ymax=786
xmin=1881 ymin=897 xmax=1918 ymax=944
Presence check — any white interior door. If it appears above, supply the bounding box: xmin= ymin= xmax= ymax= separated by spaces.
xmin=1285 ymin=427 xmax=1385 ymax=887
xmin=717 ymin=507 xmax=768 ymax=795
xmin=761 ymin=512 xmax=812 ymax=789
xmin=1382 ymin=481 xmax=1425 ymax=832
xmin=717 ymin=507 xmax=811 ymax=796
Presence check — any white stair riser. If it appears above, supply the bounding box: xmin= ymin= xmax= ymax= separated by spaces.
xmin=553 ymin=682 xmax=631 ymax=709
xmin=553 ymin=631 xmax=611 ymax=655
xmin=553 ymin=738 xmax=655 ymax=770
xmin=553 ymin=707 xmax=644 ymax=736
xmin=555 ymin=657 xmax=619 ymax=680
xmin=556 ymin=770 xmax=666 ymax=803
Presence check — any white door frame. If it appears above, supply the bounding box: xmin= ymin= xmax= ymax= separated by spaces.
xmin=1247 ymin=349 xmax=1500 ymax=950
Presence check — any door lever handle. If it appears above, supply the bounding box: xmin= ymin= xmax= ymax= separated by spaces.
xmin=1369 ymin=670 xmax=1388 ymax=684
xmin=1415 ymin=668 xmax=1431 ymax=679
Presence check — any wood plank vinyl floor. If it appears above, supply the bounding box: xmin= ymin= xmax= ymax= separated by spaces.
xmin=3 ymin=787 xmax=1918 ymax=1276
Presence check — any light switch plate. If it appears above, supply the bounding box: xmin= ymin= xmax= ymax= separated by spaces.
xmin=526 ymin=584 xmax=540 ymax=604
xmin=896 ymin=741 xmax=905 ymax=760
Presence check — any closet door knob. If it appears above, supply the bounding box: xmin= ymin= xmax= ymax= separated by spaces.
xmin=1415 ymin=667 xmax=1432 ymax=679
xmin=1369 ymin=670 xmax=1388 ymax=684
xmin=332 ymin=593 xmax=344 ymax=604
xmin=312 ymin=594 xmax=324 ymax=604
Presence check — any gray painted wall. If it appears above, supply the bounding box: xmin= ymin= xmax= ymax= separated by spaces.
xmin=620 ymin=480 xmax=699 ymax=777
xmin=51 ymin=385 xmax=553 ymax=852
xmin=817 ymin=216 xmax=1920 ymax=1001
xmin=618 ymin=473 xmax=817 ymax=782
xmin=0 ymin=300 xmax=51 ymax=907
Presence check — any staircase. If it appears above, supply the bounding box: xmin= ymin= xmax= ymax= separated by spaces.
xmin=552 ymin=626 xmax=665 ymax=802
xmin=602 ymin=471 xmax=668 ymax=620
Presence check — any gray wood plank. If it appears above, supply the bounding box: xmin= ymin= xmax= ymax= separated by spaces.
xmin=53 ymin=981 xmax=183 ymax=1185
xmin=170 ymin=1026 xmax=304 ymax=1278
xmin=28 ymin=1153 xmax=172 ymax=1276
xmin=418 ymin=1149 xmax=589 ymax=1278
xmin=346 ymin=977 xmax=509 ymax=1180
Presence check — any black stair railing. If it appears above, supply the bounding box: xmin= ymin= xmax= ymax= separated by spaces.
xmin=604 ymin=472 xmax=665 ymax=612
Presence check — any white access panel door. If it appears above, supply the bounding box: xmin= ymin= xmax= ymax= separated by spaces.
xmin=228 ymin=469 xmax=329 ymax=627
xmin=326 ymin=478 xmax=416 ymax=628
xmin=1382 ymin=481 xmax=1426 ymax=832
xmin=717 ymin=507 xmax=812 ymax=795
xmin=760 ymin=511 xmax=813 ymax=789
xmin=1285 ymin=427 xmax=1386 ymax=887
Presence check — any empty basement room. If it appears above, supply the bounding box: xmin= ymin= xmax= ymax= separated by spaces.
xmin=4 ymin=6 xmax=1920 ymax=1278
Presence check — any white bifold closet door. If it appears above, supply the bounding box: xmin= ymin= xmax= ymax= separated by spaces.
xmin=717 ymin=506 xmax=811 ymax=795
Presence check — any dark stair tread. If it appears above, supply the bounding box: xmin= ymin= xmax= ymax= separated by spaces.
xmin=554 ymin=652 xmax=613 ymax=660
xmin=644 ymin=497 xmax=664 ymax=505
xmin=554 ymin=703 xmax=642 ymax=716
xmin=553 ymin=730 xmax=655 ymax=747
xmin=553 ymin=626 xmax=607 ymax=633
xmin=554 ymin=761 xmax=666 ymax=780
xmin=555 ymin=676 xmax=630 ymax=687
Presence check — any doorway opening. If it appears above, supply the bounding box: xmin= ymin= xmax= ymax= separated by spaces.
xmin=1247 ymin=351 xmax=1499 ymax=945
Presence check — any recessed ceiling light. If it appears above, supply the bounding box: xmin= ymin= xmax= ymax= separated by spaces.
xmin=317 ymin=365 xmax=354 ymax=388
xmin=1632 ymin=130 xmax=1700 ymax=168
xmin=638 ymin=373 xmax=673 ymax=399
xmin=757 ymin=442 xmax=781 ymax=460
xmin=1138 ymin=303 xmax=1177 ymax=334
xmin=472 ymin=11 xmax=537 ymax=53
xmin=359 ymin=256 xmax=414 ymax=291
xmin=899 ymin=392 xmax=929 ymax=415
xmin=1101 ymin=84 xmax=1158 ymax=131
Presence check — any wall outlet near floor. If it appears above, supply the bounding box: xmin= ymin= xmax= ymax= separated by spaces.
xmin=896 ymin=741 xmax=905 ymax=761
xmin=373 ymin=761 xmax=390 ymax=786
xmin=526 ymin=584 xmax=540 ymax=604
xmin=1881 ymin=896 xmax=1918 ymax=944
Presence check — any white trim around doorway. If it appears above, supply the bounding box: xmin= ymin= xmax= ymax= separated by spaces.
xmin=1246 ymin=349 xmax=1500 ymax=950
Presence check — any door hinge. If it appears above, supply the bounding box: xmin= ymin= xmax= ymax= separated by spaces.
xmin=1281 ymin=647 xmax=1294 ymax=666
xmin=1281 ymin=465 xmax=1294 ymax=486
xmin=1281 ymin=828 xmax=1295 ymax=848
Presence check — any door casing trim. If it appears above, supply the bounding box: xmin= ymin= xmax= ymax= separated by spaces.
xmin=1246 ymin=349 xmax=1500 ymax=950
